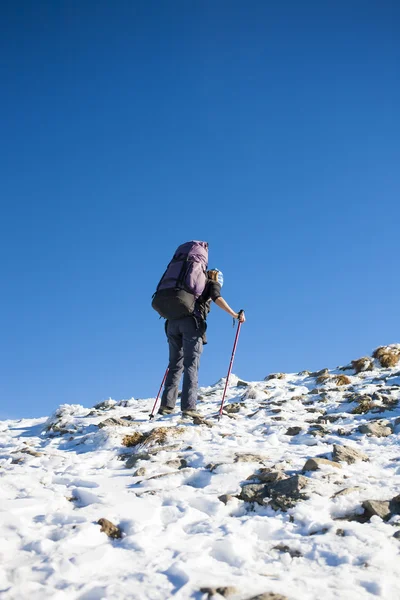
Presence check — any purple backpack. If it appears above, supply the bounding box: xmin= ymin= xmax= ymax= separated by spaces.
xmin=152 ymin=241 xmax=208 ymax=319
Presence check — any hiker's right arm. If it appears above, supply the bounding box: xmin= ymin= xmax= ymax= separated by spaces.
xmin=215 ymin=297 xmax=246 ymax=322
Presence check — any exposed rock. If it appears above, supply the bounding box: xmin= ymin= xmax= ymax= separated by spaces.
xmin=352 ymin=357 xmax=374 ymax=373
xmin=316 ymin=373 xmax=331 ymax=385
xmin=122 ymin=432 xmax=145 ymax=447
xmin=269 ymin=474 xmax=308 ymax=497
xmin=191 ymin=415 xmax=214 ymax=427
xmin=12 ymin=447 xmax=43 ymax=458
xmin=238 ymin=483 xmax=269 ymax=504
xmin=285 ymin=426 xmax=302 ymax=436
xmin=141 ymin=469 xmax=187 ymax=482
xmin=298 ymin=370 xmax=311 ymax=376
xmin=332 ymin=444 xmax=368 ymax=464
xmin=265 ymin=373 xmax=286 ymax=380
xmin=98 ymin=417 xmax=135 ymax=428
xmin=223 ymin=403 xmax=242 ymax=414
xmin=311 ymin=368 xmax=329 ymax=378
xmin=362 ymin=500 xmax=391 ymax=520
xmin=125 ymin=452 xmax=151 ymax=469
xmin=165 ymin=458 xmax=188 ymax=469
xmin=236 ymin=380 xmax=249 ymax=387
xmin=373 ymin=346 xmax=400 ymax=368
xmin=246 ymin=468 xmax=286 ymax=484
xmin=200 ymin=587 xmax=237 ymax=598
xmin=94 ymin=399 xmax=116 ymax=410
xmin=206 ymin=463 xmax=224 ymax=472
xmin=234 ymin=453 xmax=267 ymax=464
xmin=240 ymin=474 xmax=310 ymax=512
xmin=393 ymin=531 xmax=400 ymax=540
xmin=143 ymin=426 xmax=184 ymax=446
xmin=272 ymin=544 xmax=302 ymax=557
xmin=309 ymin=388 xmax=322 ymax=395
xmin=98 ymin=518 xmax=122 ymax=539
xmin=334 ymin=375 xmax=351 ymax=386
xmin=351 ymin=396 xmax=374 ymax=415
xmin=134 ymin=467 xmax=147 ymax=477
xmin=358 ymin=420 xmax=393 ymax=437
xmin=333 ymin=487 xmax=362 ymax=498
xmin=242 ymin=387 xmax=260 ymax=400
xmin=218 ymin=494 xmax=233 ymax=504
xmin=303 ymin=458 xmax=342 ymax=471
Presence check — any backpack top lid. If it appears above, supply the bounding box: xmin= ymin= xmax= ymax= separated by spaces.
xmin=174 ymin=241 xmax=208 ymax=265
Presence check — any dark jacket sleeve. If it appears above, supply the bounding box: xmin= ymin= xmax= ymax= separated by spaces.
xmin=209 ymin=281 xmax=222 ymax=301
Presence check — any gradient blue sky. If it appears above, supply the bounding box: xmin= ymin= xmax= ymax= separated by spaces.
xmin=1 ymin=1 xmax=399 ymax=419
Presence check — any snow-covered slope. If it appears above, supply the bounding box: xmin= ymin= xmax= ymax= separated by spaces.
xmin=1 ymin=345 xmax=400 ymax=600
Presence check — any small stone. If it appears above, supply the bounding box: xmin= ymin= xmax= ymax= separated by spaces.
xmin=393 ymin=531 xmax=400 ymax=540
xmin=200 ymin=587 xmax=237 ymax=598
xmin=358 ymin=420 xmax=393 ymax=437
xmin=122 ymin=432 xmax=145 ymax=447
xmin=134 ymin=467 xmax=147 ymax=477
xmin=98 ymin=417 xmax=135 ymax=428
xmin=332 ymin=444 xmax=368 ymax=464
xmin=165 ymin=458 xmax=188 ymax=469
xmin=125 ymin=452 xmax=151 ymax=468
xmin=311 ymin=368 xmax=329 ymax=378
xmin=247 ymin=469 xmax=286 ymax=484
xmin=285 ymin=426 xmax=302 ymax=436
xmin=265 ymin=373 xmax=286 ymax=380
xmin=272 ymin=544 xmax=302 ymax=558
xmin=336 ymin=529 xmax=346 ymax=536
xmin=98 ymin=518 xmax=122 ymax=539
xmin=303 ymin=458 xmax=342 ymax=471
xmin=333 ymin=487 xmax=361 ymax=498
xmin=218 ymin=494 xmax=233 ymax=504
xmin=236 ymin=380 xmax=249 ymax=387
xmin=351 ymin=357 xmax=374 ymax=373
xmin=223 ymin=403 xmax=242 ymax=414
xmin=362 ymin=500 xmax=391 ymax=520
xmin=238 ymin=483 xmax=269 ymax=505
xmin=234 ymin=453 xmax=266 ymax=464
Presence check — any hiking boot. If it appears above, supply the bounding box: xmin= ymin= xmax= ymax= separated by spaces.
xmin=182 ymin=409 xmax=201 ymax=418
xmin=158 ymin=406 xmax=174 ymax=415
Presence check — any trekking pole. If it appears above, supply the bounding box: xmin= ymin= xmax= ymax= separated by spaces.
xmin=218 ymin=311 xmax=244 ymax=420
xmin=149 ymin=367 xmax=169 ymax=419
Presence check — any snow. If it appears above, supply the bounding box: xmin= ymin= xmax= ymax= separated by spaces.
xmin=1 ymin=355 xmax=400 ymax=599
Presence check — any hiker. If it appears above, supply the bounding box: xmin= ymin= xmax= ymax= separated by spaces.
xmin=152 ymin=241 xmax=245 ymax=417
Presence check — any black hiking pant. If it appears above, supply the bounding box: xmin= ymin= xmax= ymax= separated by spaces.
xmin=160 ymin=317 xmax=204 ymax=411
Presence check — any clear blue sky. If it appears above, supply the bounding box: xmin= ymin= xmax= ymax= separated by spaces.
xmin=1 ymin=1 xmax=399 ymax=419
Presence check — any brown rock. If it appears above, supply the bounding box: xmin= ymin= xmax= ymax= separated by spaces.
xmin=98 ymin=518 xmax=122 ymax=539
xmin=122 ymin=432 xmax=145 ymax=447
xmin=334 ymin=375 xmax=351 ymax=386
xmin=332 ymin=444 xmax=368 ymax=464
xmin=98 ymin=417 xmax=134 ymax=428
xmin=362 ymin=500 xmax=391 ymax=520
xmin=303 ymin=458 xmax=342 ymax=471
xmin=358 ymin=420 xmax=393 ymax=437
xmin=332 ymin=487 xmax=362 ymax=498
xmin=200 ymin=587 xmax=237 ymax=598
xmin=234 ymin=453 xmax=266 ymax=464
xmin=352 ymin=357 xmax=374 ymax=373
xmin=218 ymin=494 xmax=233 ymax=504
xmin=285 ymin=426 xmax=302 ymax=436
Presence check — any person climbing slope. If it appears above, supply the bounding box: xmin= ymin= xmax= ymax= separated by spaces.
xmin=152 ymin=241 xmax=245 ymax=417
